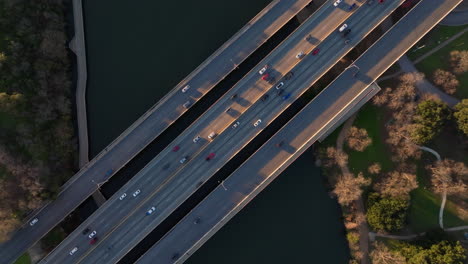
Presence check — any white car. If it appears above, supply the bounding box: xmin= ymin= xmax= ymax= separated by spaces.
xmin=333 ymin=0 xmax=343 ymax=6
xmin=208 ymin=132 xmax=217 ymax=140
xmin=276 ymin=82 xmax=284 ymax=89
xmin=232 ymin=121 xmax=240 ymax=129
xmin=180 ymin=156 xmax=188 ymax=164
xmin=181 ymin=85 xmax=190 ymax=93
xmin=338 ymin=23 xmax=348 ymax=33
xmin=193 ymin=136 xmax=201 ymax=143
xmin=254 ymin=119 xmax=262 ymax=127
xmin=69 ymin=247 xmax=78 ymax=256
xmin=133 ymin=189 xmax=141 ymax=197
xmin=88 ymin=231 xmax=97 ymax=239
xmin=258 ymin=65 xmax=268 ymax=75
xmin=119 ymin=193 xmax=127 ymax=200
xmin=29 ymin=218 xmax=39 ymax=226
xmin=146 ymin=207 xmax=156 ymax=215
xmin=296 ymin=51 xmax=305 ymax=59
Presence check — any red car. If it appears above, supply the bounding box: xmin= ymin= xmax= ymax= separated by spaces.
xmin=312 ymin=48 xmax=320 ymax=55
xmin=379 ymin=0 xmax=384 ymax=3
xmin=261 ymin=73 xmax=270 ymax=81
xmin=205 ymin=153 xmax=216 ymax=161
xmin=172 ymin=145 xmax=180 ymax=152
xmin=90 ymin=237 xmax=98 ymax=245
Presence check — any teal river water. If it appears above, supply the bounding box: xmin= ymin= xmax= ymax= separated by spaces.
xmin=82 ymin=0 xmax=349 ymax=262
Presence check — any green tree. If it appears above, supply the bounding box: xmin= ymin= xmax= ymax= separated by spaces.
xmin=453 ymin=99 xmax=468 ymax=136
xmin=366 ymin=195 xmax=409 ymax=232
xmin=410 ymin=100 xmax=451 ymax=144
xmin=400 ymin=241 xmax=466 ymax=264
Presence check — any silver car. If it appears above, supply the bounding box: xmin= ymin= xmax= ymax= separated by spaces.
xmin=254 ymin=119 xmax=262 ymax=127
xmin=69 ymin=247 xmax=78 ymax=256
xmin=88 ymin=231 xmax=97 ymax=239
xmin=29 ymin=218 xmax=39 ymax=226
xmin=119 ymin=193 xmax=127 ymax=200
xmin=181 ymin=85 xmax=190 ymax=93
xmin=133 ymin=189 xmax=141 ymax=197
xmin=193 ymin=136 xmax=201 ymax=143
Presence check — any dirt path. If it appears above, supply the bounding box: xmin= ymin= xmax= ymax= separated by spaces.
xmin=335 ymin=114 xmax=370 ymax=264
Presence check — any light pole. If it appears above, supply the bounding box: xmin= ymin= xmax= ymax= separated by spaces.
xmin=91 ymin=179 xmax=106 ymax=188
xmin=218 ymin=180 xmax=227 ymax=191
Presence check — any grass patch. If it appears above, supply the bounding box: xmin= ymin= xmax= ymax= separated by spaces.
xmin=0 ymin=111 xmax=17 ymax=130
xmin=407 ymin=25 xmax=468 ymax=61
xmin=346 ymin=104 xmax=394 ymax=178
xmin=414 ymin=30 xmax=468 ymax=100
xmin=14 ymin=253 xmax=31 ymax=264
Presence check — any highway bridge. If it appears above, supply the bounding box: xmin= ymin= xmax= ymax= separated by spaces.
xmin=136 ymin=0 xmax=463 ymax=262
xmin=0 ymin=1 xmax=313 ymax=263
xmin=40 ymin=0 xmax=408 ymax=263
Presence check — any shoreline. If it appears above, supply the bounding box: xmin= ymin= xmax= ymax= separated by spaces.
xmin=70 ymin=0 xmax=89 ymax=168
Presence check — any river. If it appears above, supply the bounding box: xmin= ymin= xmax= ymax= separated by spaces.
xmin=82 ymin=0 xmax=349 ymax=263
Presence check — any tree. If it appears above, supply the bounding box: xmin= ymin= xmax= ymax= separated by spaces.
xmin=432 ymin=69 xmax=459 ymax=95
xmin=366 ymin=195 xmax=409 ymax=232
xmin=427 ymin=159 xmax=468 ymax=195
xmin=323 ymin=147 xmax=348 ymax=168
xmin=450 ymin=50 xmax=468 ymax=74
xmin=410 ymin=100 xmax=451 ymax=144
xmin=368 ymin=163 xmax=382 ymax=175
xmin=333 ymin=172 xmax=370 ymax=206
xmin=346 ymin=126 xmax=372 ymax=152
xmin=370 ymin=241 xmax=406 ymax=264
xmin=374 ymin=171 xmax=418 ymax=199
xmin=400 ymin=240 xmax=466 ymax=264
xmin=453 ymin=99 xmax=468 ymax=136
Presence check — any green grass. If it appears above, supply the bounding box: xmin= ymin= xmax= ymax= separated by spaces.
xmin=414 ymin=30 xmax=468 ymax=100
xmin=346 ymin=104 xmax=394 ymax=178
xmin=14 ymin=253 xmax=31 ymax=264
xmin=407 ymin=25 xmax=468 ymax=61
xmin=407 ymin=158 xmax=467 ymax=232
xmin=0 ymin=111 xmax=17 ymax=130
xmin=41 ymin=227 xmax=66 ymax=251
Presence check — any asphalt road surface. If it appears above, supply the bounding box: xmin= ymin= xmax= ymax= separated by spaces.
xmin=136 ymin=0 xmax=463 ymax=262
xmin=39 ymin=0 xmax=406 ymax=263
xmin=0 ymin=1 xmax=312 ymax=263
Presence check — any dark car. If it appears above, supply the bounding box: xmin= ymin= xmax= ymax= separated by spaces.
xmin=172 ymin=145 xmax=180 ymax=152
xmin=231 ymin=94 xmax=238 ymax=100
xmin=312 ymin=48 xmax=320 ymax=55
xmin=261 ymin=94 xmax=269 ymax=102
xmin=343 ymin=29 xmax=351 ymax=37
xmin=162 ymin=163 xmax=170 ymax=170
xmin=90 ymin=237 xmax=98 ymax=245
xmin=205 ymin=153 xmax=215 ymax=161
xmin=82 ymin=227 xmax=90 ymax=235
xmin=261 ymin=73 xmax=270 ymax=81
xmin=277 ymin=88 xmax=284 ymax=96
xmin=282 ymin=93 xmax=291 ymax=100
xmin=275 ymin=141 xmax=284 ymax=148
xmin=348 ymin=3 xmax=357 ymax=10
xmin=105 ymin=169 xmax=113 ymax=176
xmin=171 ymin=253 xmax=180 ymax=261
xmin=284 ymin=71 xmax=294 ymax=80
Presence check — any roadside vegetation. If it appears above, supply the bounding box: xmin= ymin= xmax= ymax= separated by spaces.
xmin=317 ymin=69 xmax=467 ymax=263
xmin=0 ymin=0 xmax=76 ymax=242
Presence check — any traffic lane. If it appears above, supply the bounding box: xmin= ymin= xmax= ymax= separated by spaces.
xmin=137 ymin=0 xmax=461 ymax=261
xmin=74 ymin=1 xmax=402 ymax=260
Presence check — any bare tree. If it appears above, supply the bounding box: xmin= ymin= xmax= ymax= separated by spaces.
xmin=432 ymin=69 xmax=459 ymax=95
xmin=374 ymin=171 xmax=418 ymax=199
xmin=427 ymin=159 xmax=468 ymax=195
xmin=368 ymin=163 xmax=382 ymax=175
xmin=333 ymin=172 xmax=371 ymax=206
xmin=346 ymin=126 xmax=373 ymax=152
xmin=370 ymin=241 xmax=406 ymax=264
xmin=324 ymin=147 xmax=349 ymax=168
xmin=450 ymin=50 xmax=468 ymax=74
